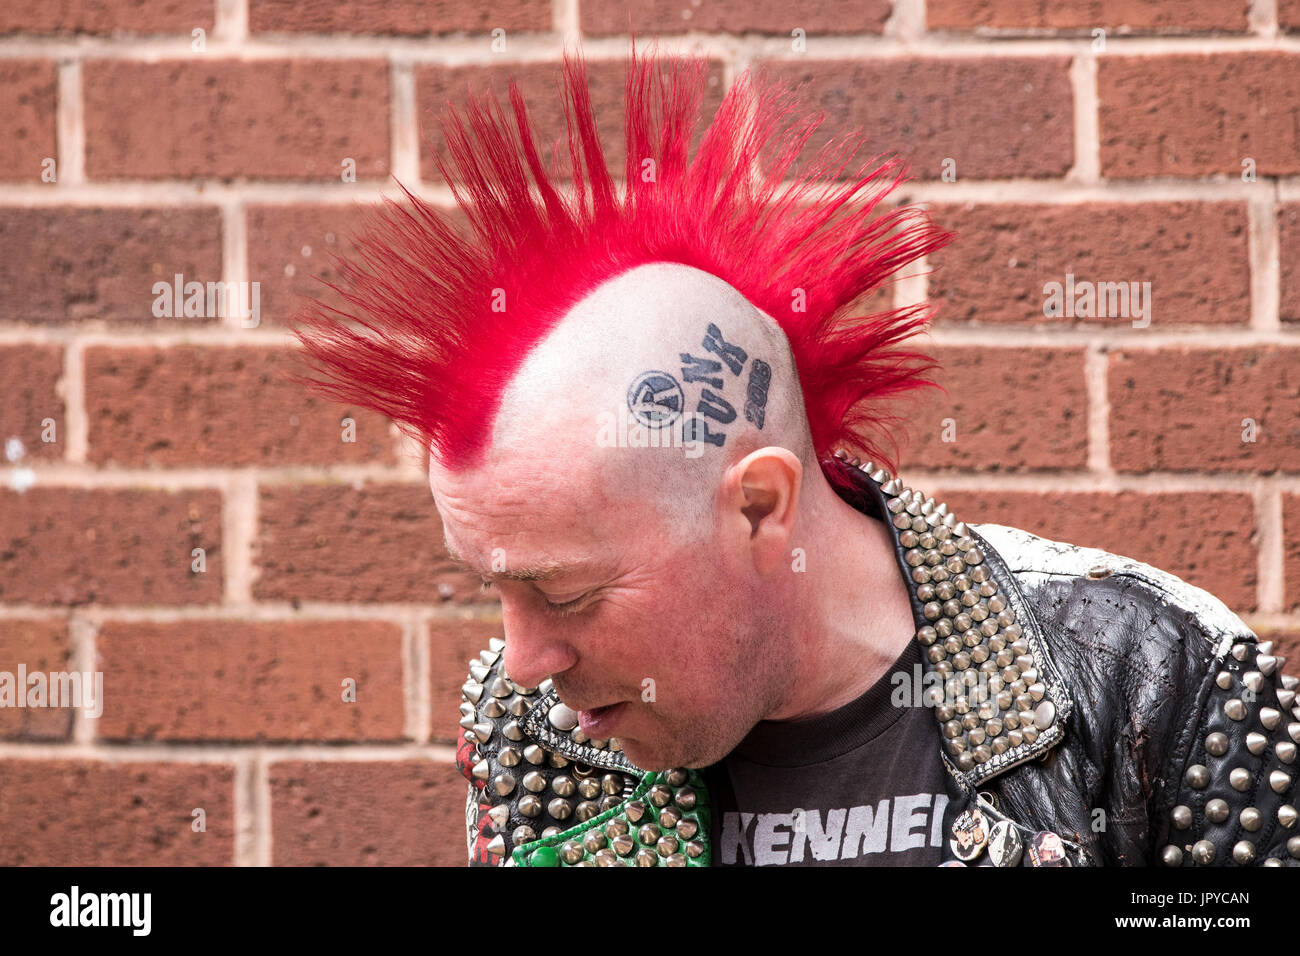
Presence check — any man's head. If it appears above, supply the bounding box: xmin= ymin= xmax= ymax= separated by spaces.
xmin=429 ymin=262 xmax=817 ymax=769
xmin=288 ymin=48 xmax=953 ymax=769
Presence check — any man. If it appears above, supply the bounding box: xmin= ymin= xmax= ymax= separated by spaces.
xmin=290 ymin=49 xmax=1299 ymax=867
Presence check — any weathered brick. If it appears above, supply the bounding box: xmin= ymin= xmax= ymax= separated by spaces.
xmin=96 ymin=619 xmax=405 ymax=741
xmin=0 ymin=344 xmax=64 ymax=463
xmin=942 ymin=489 xmax=1258 ymax=612
xmin=429 ymin=616 xmax=502 ymax=744
xmin=757 ymin=57 xmax=1073 ymax=181
xmin=928 ymin=0 xmax=1249 ymax=32
xmin=582 ymin=0 xmax=891 ymax=34
xmin=255 ymin=482 xmax=485 ymax=604
xmin=0 ymin=488 xmax=222 ymax=606
xmin=929 ymin=202 xmax=1249 ymax=326
xmin=0 ymin=0 xmax=214 ymax=34
xmin=1285 ymin=494 xmax=1300 ymax=611
xmin=84 ymin=60 xmax=390 ymax=181
xmin=85 ymin=345 xmax=396 ymax=467
xmin=1280 ymin=0 xmax=1300 ymax=31
xmin=251 ymin=0 xmax=550 ymax=33
xmin=417 ymin=59 xmax=725 ymax=184
xmin=0 ymin=60 xmax=57 ymax=183
xmin=1100 ymin=53 xmax=1300 ymax=178
xmin=0 ymin=207 xmax=222 ymax=324
xmin=0 ymin=759 xmax=235 ymax=865
xmin=270 ymin=758 xmax=466 ymax=864
xmin=902 ymin=346 xmax=1088 ymax=471
xmin=1109 ymin=347 xmax=1300 ymax=473
xmin=1281 ymin=203 xmax=1300 ymax=325
xmin=245 ymin=203 xmax=381 ymax=327
xmin=0 ymin=618 xmax=72 ymax=740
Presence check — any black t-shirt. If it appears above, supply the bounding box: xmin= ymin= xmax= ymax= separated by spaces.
xmin=703 ymin=637 xmax=950 ymax=866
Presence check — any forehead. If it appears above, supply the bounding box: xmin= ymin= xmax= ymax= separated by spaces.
xmin=428 ymin=447 xmax=618 ymax=561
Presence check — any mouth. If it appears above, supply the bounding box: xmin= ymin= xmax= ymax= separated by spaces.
xmin=577 ymin=701 xmax=628 ymax=738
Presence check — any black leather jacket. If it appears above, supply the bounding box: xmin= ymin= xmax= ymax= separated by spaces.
xmin=456 ymin=452 xmax=1300 ymax=866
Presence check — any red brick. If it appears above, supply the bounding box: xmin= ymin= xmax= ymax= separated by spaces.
xmin=252 ymin=0 xmax=550 ymax=33
xmin=1286 ymin=494 xmax=1300 ymax=610
xmin=245 ymin=203 xmax=382 ymax=327
xmin=255 ymin=482 xmax=486 ymax=604
xmin=0 ymin=207 xmax=222 ymax=325
xmin=757 ymin=57 xmax=1072 ymax=181
xmin=1109 ymin=347 xmax=1300 ymax=474
xmin=417 ymin=59 xmax=725 ymax=184
xmin=429 ymin=616 xmax=502 ymax=744
xmin=0 ymin=1 xmax=214 ymax=34
xmin=96 ymin=619 xmax=405 ymax=741
xmin=940 ymin=489 xmax=1258 ymax=612
xmin=1100 ymin=53 xmax=1300 ymax=178
xmin=1281 ymin=203 xmax=1300 ymax=325
xmin=271 ymin=759 xmax=466 ymax=865
xmin=84 ymin=60 xmax=390 ymax=181
xmin=0 ymin=488 xmax=222 ymax=606
xmin=928 ymin=0 xmax=1249 ymax=31
xmin=0 ymin=344 xmax=64 ymax=463
xmin=929 ymin=202 xmax=1248 ymax=326
xmin=0 ymin=60 xmax=57 ymax=183
xmin=0 ymin=618 xmax=72 ymax=740
xmin=85 ymin=345 xmax=397 ymax=467
xmin=0 ymin=759 xmax=235 ymax=865
xmin=901 ymin=346 xmax=1088 ymax=471
xmin=582 ymin=0 xmax=891 ymax=34
xmin=1281 ymin=0 xmax=1300 ymax=31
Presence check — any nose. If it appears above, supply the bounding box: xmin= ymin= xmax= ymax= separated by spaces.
xmin=500 ymin=596 xmax=579 ymax=690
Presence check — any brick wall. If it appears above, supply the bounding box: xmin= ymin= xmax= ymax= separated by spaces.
xmin=0 ymin=0 xmax=1298 ymax=865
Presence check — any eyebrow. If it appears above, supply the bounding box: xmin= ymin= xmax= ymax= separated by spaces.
xmin=443 ymin=539 xmax=576 ymax=582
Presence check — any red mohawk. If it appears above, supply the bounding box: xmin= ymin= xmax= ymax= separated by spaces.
xmin=289 ymin=45 xmax=955 ymax=482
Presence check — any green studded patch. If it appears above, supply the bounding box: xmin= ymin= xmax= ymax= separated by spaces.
xmin=513 ymin=768 xmax=711 ymax=867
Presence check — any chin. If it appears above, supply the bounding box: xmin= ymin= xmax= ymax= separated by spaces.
xmin=619 ymin=735 xmax=724 ymax=773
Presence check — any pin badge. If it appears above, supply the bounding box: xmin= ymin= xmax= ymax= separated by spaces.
xmin=987 ymin=820 xmax=1024 ymax=867
xmin=950 ymin=807 xmax=988 ymax=861
xmin=1027 ymin=830 xmax=1071 ymax=867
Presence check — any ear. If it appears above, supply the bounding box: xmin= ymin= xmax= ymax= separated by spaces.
xmin=720 ymin=447 xmax=802 ymax=576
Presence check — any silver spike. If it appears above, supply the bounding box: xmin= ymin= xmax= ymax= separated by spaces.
xmin=1270 ymin=770 xmax=1291 ymax=794
xmin=1258 ymin=641 xmax=1274 ymax=656
xmin=1247 ymin=731 xmax=1268 ymax=756
xmin=461 ymin=681 xmax=484 ymax=703
xmin=1276 ymin=741 xmax=1296 ymax=764
xmin=486 ymin=834 xmax=506 ymax=857
xmin=487 ymin=804 xmax=510 ymax=829
xmin=469 ymin=662 xmax=490 ymax=682
xmin=1258 ymin=655 xmax=1278 ymax=677
xmin=479 ymin=649 xmax=499 ymax=667
xmin=481 ymin=698 xmax=506 ymax=719
xmin=489 ymin=636 xmax=506 ymax=652
xmin=471 ymin=760 xmax=490 ymax=781
xmin=1231 ymin=643 xmax=1249 ymax=661
xmin=1261 ymin=707 xmax=1282 ymax=730
xmin=1278 ymin=688 xmax=1297 ymax=710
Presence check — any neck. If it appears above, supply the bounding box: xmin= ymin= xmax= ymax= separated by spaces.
xmin=765 ymin=466 xmax=916 ymax=722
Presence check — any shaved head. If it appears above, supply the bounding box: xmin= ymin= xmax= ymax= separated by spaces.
xmin=492 ymin=263 xmax=815 ymax=528
xmin=429 ymin=262 xmax=906 ymax=770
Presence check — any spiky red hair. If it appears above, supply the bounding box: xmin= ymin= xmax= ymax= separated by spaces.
xmin=289 ymin=45 xmax=955 ymax=490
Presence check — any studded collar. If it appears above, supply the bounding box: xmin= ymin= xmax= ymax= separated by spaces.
xmin=823 ymin=449 xmax=1075 ymax=791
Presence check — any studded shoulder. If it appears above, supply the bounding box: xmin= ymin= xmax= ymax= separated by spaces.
xmin=1157 ymin=639 xmax=1300 ymax=866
